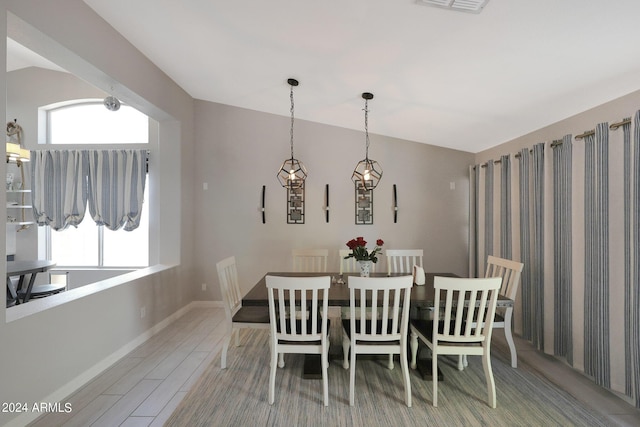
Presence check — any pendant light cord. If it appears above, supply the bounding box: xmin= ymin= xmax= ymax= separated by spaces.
xmin=290 ymin=84 xmax=295 ymax=160
xmin=364 ymin=99 xmax=370 ymax=160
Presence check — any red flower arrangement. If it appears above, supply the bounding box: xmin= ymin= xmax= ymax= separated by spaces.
xmin=344 ymin=237 xmax=384 ymax=263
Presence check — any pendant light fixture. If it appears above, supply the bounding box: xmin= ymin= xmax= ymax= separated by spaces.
xmin=351 ymin=92 xmax=382 ymax=189
xmin=277 ymin=78 xmax=307 ymax=188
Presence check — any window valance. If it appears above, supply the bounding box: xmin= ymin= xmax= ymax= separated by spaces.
xmin=31 ymin=149 xmax=147 ymax=231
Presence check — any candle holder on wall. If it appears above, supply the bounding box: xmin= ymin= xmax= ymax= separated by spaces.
xmin=393 ymin=184 xmax=398 ymax=223
xmin=325 ymin=184 xmax=330 ymax=223
xmin=355 ymin=181 xmax=373 ymax=225
xmin=261 ymin=185 xmax=266 ymax=224
xmin=287 ymin=182 xmax=305 ymax=224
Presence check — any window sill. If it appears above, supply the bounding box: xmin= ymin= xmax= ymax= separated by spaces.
xmin=5 ymin=264 xmax=177 ymax=323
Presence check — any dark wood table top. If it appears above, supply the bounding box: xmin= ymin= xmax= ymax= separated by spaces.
xmin=243 ymin=272 xmax=513 ymax=308
xmin=7 ymin=260 xmax=56 ymax=276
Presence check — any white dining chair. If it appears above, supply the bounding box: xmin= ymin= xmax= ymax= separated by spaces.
xmin=266 ymin=275 xmax=331 ymax=406
xmin=386 ymin=249 xmax=423 ymax=275
xmin=216 ymin=256 xmax=270 ymax=369
xmin=410 ymin=276 xmax=502 ymax=408
xmin=341 ymin=275 xmax=413 ymax=407
xmin=292 ymin=248 xmax=328 ymax=272
xmin=460 ymin=255 xmax=524 ymax=369
xmin=338 ymin=249 xmax=377 ymax=275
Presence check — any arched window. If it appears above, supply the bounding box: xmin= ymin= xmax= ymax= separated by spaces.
xmin=43 ymin=100 xmax=149 ymax=268
xmin=47 ymin=101 xmax=148 ymax=144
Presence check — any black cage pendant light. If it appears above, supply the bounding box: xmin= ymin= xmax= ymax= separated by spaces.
xmin=277 ymin=78 xmax=307 ymax=188
xmin=351 ymin=92 xmax=382 ymax=189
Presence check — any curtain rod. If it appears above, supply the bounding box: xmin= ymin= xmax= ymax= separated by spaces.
xmin=479 ymin=115 xmax=631 ymax=166
xmin=575 ymin=130 xmax=594 ymax=140
xmin=550 ymin=139 xmax=564 ymax=148
xmin=514 ymin=148 xmax=535 ymax=159
xmin=575 ymin=117 xmax=631 ymax=139
xmin=479 ymin=159 xmax=501 ymax=168
xmin=610 ymin=117 xmax=631 ymax=130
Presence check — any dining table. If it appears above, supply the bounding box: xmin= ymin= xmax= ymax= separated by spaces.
xmin=6 ymin=260 xmax=57 ymax=304
xmin=243 ymin=271 xmax=514 ymax=380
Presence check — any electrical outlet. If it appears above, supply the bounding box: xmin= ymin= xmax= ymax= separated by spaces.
xmin=140 ymin=306 xmax=146 ymax=318
xmin=202 ymin=283 xmax=207 ymax=291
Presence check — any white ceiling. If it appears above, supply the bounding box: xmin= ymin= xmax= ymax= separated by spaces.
xmin=6 ymin=38 xmax=66 ymax=73
xmin=41 ymin=1 xmax=640 ymax=152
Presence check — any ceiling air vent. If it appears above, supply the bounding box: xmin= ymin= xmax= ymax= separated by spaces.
xmin=416 ymin=0 xmax=489 ymax=14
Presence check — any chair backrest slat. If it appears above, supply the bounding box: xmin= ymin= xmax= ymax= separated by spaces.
xmin=348 ymin=275 xmax=413 ymax=341
xmin=266 ymin=275 xmax=330 ymax=342
xmin=386 ymin=249 xmax=424 ymax=275
xmin=293 ymin=249 xmax=329 ymax=272
xmin=433 ymin=276 xmax=502 ymax=343
xmin=484 ymin=255 xmax=524 ymax=299
xmin=217 ymin=256 xmax=243 ymax=319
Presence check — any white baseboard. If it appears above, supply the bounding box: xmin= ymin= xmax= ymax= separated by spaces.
xmin=6 ymin=301 xmax=202 ymax=427
xmin=191 ymin=300 xmax=224 ymax=308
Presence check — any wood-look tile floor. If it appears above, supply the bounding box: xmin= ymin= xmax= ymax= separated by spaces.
xmin=29 ymin=307 xmax=640 ymax=427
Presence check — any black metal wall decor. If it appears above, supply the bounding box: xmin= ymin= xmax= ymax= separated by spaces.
xmin=261 ymin=185 xmax=266 ymax=224
xmin=287 ymin=182 xmax=305 ymax=224
xmin=325 ymin=184 xmax=330 ymax=223
xmin=355 ymin=181 xmax=373 ymax=225
xmin=393 ymin=184 xmax=398 ymax=223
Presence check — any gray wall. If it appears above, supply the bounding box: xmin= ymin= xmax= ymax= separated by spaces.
xmin=193 ymin=100 xmax=474 ymax=300
xmin=0 ymin=1 xmax=195 ymax=426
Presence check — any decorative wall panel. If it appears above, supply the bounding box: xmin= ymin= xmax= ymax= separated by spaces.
xmin=287 ymin=182 xmax=305 ymax=224
xmin=355 ymin=182 xmax=373 ymax=225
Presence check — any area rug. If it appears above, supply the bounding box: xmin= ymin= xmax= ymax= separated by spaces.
xmin=166 ymin=329 xmax=609 ymax=426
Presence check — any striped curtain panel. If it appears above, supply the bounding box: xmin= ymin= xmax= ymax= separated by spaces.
xmin=87 ymin=150 xmax=147 ymax=231
xmin=621 ymin=117 xmax=633 ymax=399
xmin=468 ymin=165 xmax=479 ymax=278
xmin=583 ymin=123 xmax=610 ymax=388
xmin=552 ymin=135 xmax=573 ymax=364
xmin=30 ymin=150 xmax=88 ymax=231
xmin=531 ymin=143 xmax=545 ymax=350
xmin=518 ymin=148 xmax=532 ymax=341
xmin=500 ymin=154 xmax=512 ymax=259
xmin=471 ymin=116 xmax=640 ymax=407
xmin=632 ymin=111 xmax=640 ymax=407
xmin=484 ymin=160 xmax=494 ymax=264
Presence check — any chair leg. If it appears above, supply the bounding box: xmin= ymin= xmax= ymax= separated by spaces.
xmin=322 ymin=344 xmax=329 ymax=406
xmin=457 ymin=354 xmax=468 ymax=370
xmin=400 ymin=347 xmax=412 ymax=407
xmin=482 ymin=347 xmax=497 ymax=408
xmin=504 ymin=311 xmax=518 ymax=368
xmin=410 ymin=329 xmax=418 ymax=369
xmin=388 ymin=354 xmax=394 ymax=370
xmin=234 ymin=328 xmax=240 ymax=347
xmin=349 ymin=343 xmax=357 ymax=406
xmin=278 ymin=353 xmax=285 ymax=368
xmin=432 ymin=352 xmax=438 ymax=407
xmin=221 ymin=333 xmax=231 ymax=369
xmin=342 ymin=332 xmax=350 ymax=369
xmin=269 ymin=343 xmax=278 ymax=404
